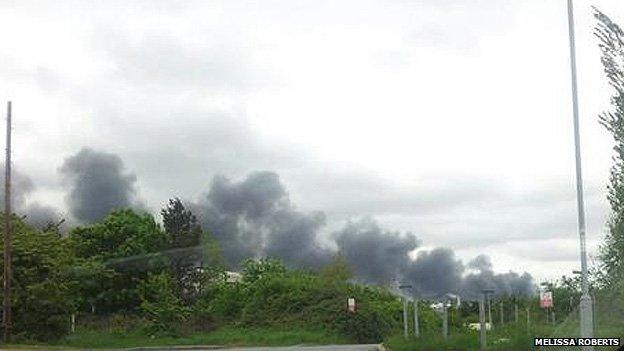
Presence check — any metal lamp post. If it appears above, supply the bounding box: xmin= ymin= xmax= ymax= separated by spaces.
xmin=399 ymin=284 xmax=413 ymax=339
xmin=573 ymin=270 xmax=595 ymax=335
xmin=442 ymin=301 xmax=449 ymax=341
xmin=441 ymin=293 xmax=459 ymax=341
xmin=480 ymin=289 xmax=494 ymax=351
xmin=413 ymin=288 xmax=420 ymax=338
xmin=565 ymin=2 xmax=594 ymax=349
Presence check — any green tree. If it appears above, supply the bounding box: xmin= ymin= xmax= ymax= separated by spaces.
xmin=138 ymin=271 xmax=190 ymax=336
xmin=70 ymin=209 xmax=168 ymax=261
xmin=594 ymin=8 xmax=624 ymax=289
xmin=161 ymin=198 xmax=201 ymax=299
xmin=0 ymin=213 xmax=77 ymax=341
xmin=162 ymin=198 xmax=201 ymax=250
xmin=161 ymin=198 xmax=221 ymax=301
xmin=69 ymin=209 xmax=169 ymax=313
xmin=241 ymin=257 xmax=287 ymax=283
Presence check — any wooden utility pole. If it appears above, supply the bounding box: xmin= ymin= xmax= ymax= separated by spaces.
xmin=3 ymin=101 xmax=12 ymax=343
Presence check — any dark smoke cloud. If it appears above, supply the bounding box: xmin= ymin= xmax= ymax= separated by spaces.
xmin=52 ymin=156 xmax=531 ymax=297
xmin=459 ymin=255 xmax=534 ymax=298
xmin=59 ymin=148 xmax=142 ymax=224
xmin=188 ymin=170 xmax=534 ymax=297
xmin=0 ymin=164 xmax=61 ymax=229
xmin=467 ymin=254 xmax=492 ymax=271
xmin=192 ymin=171 xmax=332 ymax=268
xmin=6 ymin=148 xmax=529 ymax=297
xmin=265 ymin=209 xmax=331 ymax=269
xmin=22 ymin=202 xmax=61 ymax=229
xmin=396 ymin=251 xmax=534 ymax=299
xmin=207 ymin=173 xmax=287 ymax=221
xmin=334 ymin=217 xmax=419 ymax=285
xmin=402 ymin=247 xmax=464 ymax=297
xmin=1 ymin=163 xmax=35 ymax=210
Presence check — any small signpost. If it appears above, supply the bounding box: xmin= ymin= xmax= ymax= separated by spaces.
xmin=540 ymin=291 xmax=553 ymax=308
xmin=540 ymin=290 xmax=554 ymax=325
xmin=347 ymin=298 xmax=356 ymax=313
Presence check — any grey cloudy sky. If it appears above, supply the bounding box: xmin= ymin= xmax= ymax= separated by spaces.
xmin=1 ymin=0 xmax=622 ymax=282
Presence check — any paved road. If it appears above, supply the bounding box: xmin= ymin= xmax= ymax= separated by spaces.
xmin=124 ymin=345 xmax=383 ymax=351
xmin=211 ymin=346 xmax=381 ymax=351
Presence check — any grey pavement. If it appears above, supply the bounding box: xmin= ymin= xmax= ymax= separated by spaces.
xmin=121 ymin=345 xmax=383 ymax=351
xmin=221 ymin=345 xmax=382 ymax=351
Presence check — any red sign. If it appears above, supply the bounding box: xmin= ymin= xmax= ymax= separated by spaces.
xmin=540 ymin=291 xmax=553 ymax=308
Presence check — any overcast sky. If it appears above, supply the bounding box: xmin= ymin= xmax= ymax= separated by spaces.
xmin=1 ymin=0 xmax=622 ymax=282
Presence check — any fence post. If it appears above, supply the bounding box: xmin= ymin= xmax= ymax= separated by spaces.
xmin=414 ymin=298 xmax=420 ymax=338
xmin=442 ymin=304 xmax=448 ymax=341
xmin=479 ymin=296 xmax=487 ymax=350
xmin=403 ymin=297 xmax=408 ymax=339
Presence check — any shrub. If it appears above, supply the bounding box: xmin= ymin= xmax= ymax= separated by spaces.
xmin=1 ymin=214 xmax=78 ymax=341
xmin=137 ymin=272 xmax=190 ymax=336
xmin=233 ymin=264 xmax=404 ymax=343
xmin=194 ymin=281 xmax=247 ymax=328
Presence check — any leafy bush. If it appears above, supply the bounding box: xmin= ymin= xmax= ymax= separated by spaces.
xmin=194 ymin=281 xmax=247 ymax=328
xmin=241 ymin=257 xmax=286 ymax=283
xmin=329 ymin=284 xmax=402 ymax=343
xmin=0 ymin=214 xmax=77 ymax=341
xmin=69 ymin=209 xmax=171 ymax=314
xmin=227 ymin=264 xmax=405 ymax=343
xmin=137 ymin=272 xmax=190 ymax=336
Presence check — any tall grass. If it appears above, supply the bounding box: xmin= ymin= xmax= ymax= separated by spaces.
xmin=44 ymin=326 xmax=350 ymax=349
xmin=385 ymin=323 xmax=558 ymax=351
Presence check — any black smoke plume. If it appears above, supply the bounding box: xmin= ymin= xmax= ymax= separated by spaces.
xmin=191 ymin=172 xmax=533 ymax=297
xmin=59 ymin=148 xmax=142 ymax=224
xmin=52 ymin=149 xmax=535 ymax=297
xmin=191 ymin=171 xmax=534 ymax=297
xmin=1 ymin=163 xmax=34 ymax=210
xmin=460 ymin=255 xmax=534 ymax=298
xmin=1 ymin=163 xmax=60 ymax=228
xmin=265 ymin=208 xmax=330 ymax=269
xmin=402 ymin=247 xmax=465 ymax=297
xmin=334 ymin=217 xmax=419 ymax=285
xmin=192 ymin=171 xmax=333 ymax=268
xmin=21 ymin=202 xmax=61 ymax=229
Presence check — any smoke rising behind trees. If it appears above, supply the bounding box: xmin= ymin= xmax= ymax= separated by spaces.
xmin=185 ymin=168 xmax=534 ymax=297
xmin=1 ymin=163 xmax=59 ymax=228
xmin=59 ymin=148 xmax=144 ymax=224
xmin=11 ymin=148 xmax=535 ymax=298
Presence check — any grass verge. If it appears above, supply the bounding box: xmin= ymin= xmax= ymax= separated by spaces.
xmin=31 ymin=326 xmax=350 ymax=349
xmin=384 ymin=323 xmax=624 ymax=351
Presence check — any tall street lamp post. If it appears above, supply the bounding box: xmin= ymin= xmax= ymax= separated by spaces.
xmin=565 ymin=2 xmax=594 ymax=349
xmin=399 ymin=284 xmax=413 ymax=340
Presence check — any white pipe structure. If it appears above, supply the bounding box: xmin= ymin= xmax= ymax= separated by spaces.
xmin=403 ymin=297 xmax=408 ymax=339
xmin=413 ymin=298 xmax=420 ymax=338
xmin=565 ymin=1 xmax=594 ymax=349
xmin=398 ymin=284 xmax=413 ymax=339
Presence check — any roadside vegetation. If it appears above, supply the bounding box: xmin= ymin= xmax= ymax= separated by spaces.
xmin=0 ymin=202 xmax=428 ymax=347
xmin=0 ymin=205 xmax=563 ymax=349
xmin=54 ymin=326 xmax=350 ymax=349
xmin=2 ymin=202 xmax=620 ymax=349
